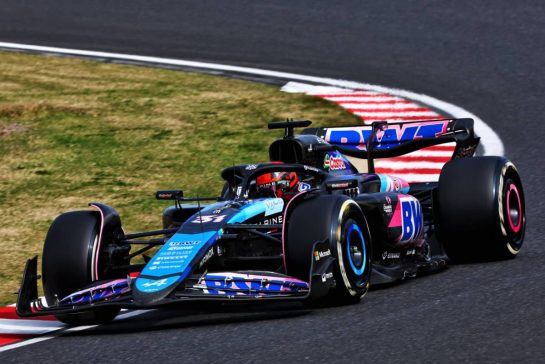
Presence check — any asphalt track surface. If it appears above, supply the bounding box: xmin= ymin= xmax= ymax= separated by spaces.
xmin=1 ymin=1 xmax=544 ymax=362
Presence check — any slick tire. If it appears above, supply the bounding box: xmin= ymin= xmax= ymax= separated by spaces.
xmin=436 ymin=157 xmax=525 ymax=262
xmin=285 ymin=194 xmax=372 ymax=305
xmin=42 ymin=211 xmax=120 ymax=325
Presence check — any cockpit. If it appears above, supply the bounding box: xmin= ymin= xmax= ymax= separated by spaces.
xmin=220 ymin=163 xmax=324 ymax=201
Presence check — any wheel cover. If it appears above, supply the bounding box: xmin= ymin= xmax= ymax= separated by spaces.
xmin=506 ymin=183 xmax=522 ymax=233
xmin=497 ymin=162 xmax=525 ymax=256
xmin=346 ymin=223 xmax=367 ymax=276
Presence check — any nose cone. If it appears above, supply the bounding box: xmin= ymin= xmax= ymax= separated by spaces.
xmin=133 ymin=231 xmax=218 ymax=305
xmin=133 ymin=275 xmax=183 ymax=306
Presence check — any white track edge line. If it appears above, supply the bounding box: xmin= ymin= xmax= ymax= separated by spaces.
xmin=0 ymin=309 xmax=151 ymax=352
xmin=331 ymin=103 xmax=437 ymax=110
xmin=0 ymin=324 xmax=96 ymax=353
xmin=0 ymin=41 xmax=503 ymax=156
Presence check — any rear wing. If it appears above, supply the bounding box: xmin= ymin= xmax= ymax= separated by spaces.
xmin=301 ymin=118 xmax=480 ymax=172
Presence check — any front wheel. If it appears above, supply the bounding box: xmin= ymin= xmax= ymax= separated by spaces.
xmin=284 ymin=195 xmax=372 ymax=304
xmin=329 ymin=202 xmax=372 ymax=303
xmin=42 ymin=210 xmax=121 ymax=325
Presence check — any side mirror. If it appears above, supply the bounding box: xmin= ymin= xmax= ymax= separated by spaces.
xmin=155 ymin=190 xmax=183 ymax=200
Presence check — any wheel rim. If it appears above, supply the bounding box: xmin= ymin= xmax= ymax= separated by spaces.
xmin=346 ymin=223 xmax=367 ymax=276
xmin=506 ymin=183 xmax=522 ymax=233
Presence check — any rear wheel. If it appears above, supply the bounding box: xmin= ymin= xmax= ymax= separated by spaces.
xmin=42 ymin=211 xmax=121 ymax=325
xmin=285 ymin=194 xmax=372 ymax=304
xmin=436 ymin=157 xmax=525 ymax=262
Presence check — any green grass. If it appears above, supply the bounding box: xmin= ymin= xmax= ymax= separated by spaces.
xmin=0 ymin=51 xmax=359 ymax=305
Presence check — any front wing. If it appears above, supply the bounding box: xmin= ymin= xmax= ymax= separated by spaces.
xmin=16 ymin=241 xmax=334 ymax=317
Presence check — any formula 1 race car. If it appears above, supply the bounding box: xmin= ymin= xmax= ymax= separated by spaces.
xmin=16 ymin=119 xmax=525 ymax=325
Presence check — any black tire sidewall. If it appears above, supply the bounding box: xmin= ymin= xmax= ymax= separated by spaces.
xmin=42 ymin=211 xmax=100 ymax=305
xmin=42 ymin=210 xmax=121 ymax=325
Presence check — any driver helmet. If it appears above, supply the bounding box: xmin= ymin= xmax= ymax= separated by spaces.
xmin=256 ymin=172 xmax=299 ymax=199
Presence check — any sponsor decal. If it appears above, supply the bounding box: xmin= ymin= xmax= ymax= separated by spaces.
xmin=155 ymin=255 xmax=189 ymax=261
xmin=166 ymin=247 xmax=192 ymax=252
xmin=399 ymin=197 xmax=424 ymax=242
xmin=147 ymin=264 xmax=182 ymax=270
xmin=393 ymin=179 xmax=401 ymax=192
xmin=136 ymin=275 xmax=181 ymax=293
xmin=155 ymin=190 xmax=183 ymax=200
xmin=383 ymin=196 xmax=393 ymax=215
xmin=259 ymin=215 xmax=283 ymax=225
xmin=157 ymin=193 xmax=174 ymax=199
xmin=298 ymin=182 xmax=311 ymax=191
xmin=245 ymin=164 xmax=258 ymax=170
xmin=382 ymin=251 xmax=401 ymax=260
xmin=199 ymin=248 xmax=215 ymax=268
xmin=304 ymin=165 xmax=322 ymax=173
xmin=200 ymin=273 xmax=309 ymax=295
xmin=264 ymin=198 xmax=284 ymax=216
xmin=321 ymin=272 xmax=334 ymax=282
xmin=325 ymin=121 xmax=449 ymax=151
xmin=331 ymin=182 xmax=351 ymax=189
xmin=324 ymin=153 xmax=346 ymax=170
xmin=141 ymin=278 xmax=169 ymax=288
xmin=314 ymin=249 xmax=332 ymax=261
xmin=137 ymin=231 xmax=216 ymax=293
xmin=191 ymin=214 xmax=227 ymax=223
xmin=406 ymin=249 xmax=416 ymax=256
xmin=59 ymin=279 xmax=130 ymax=306
xmin=169 ymin=241 xmax=200 ymax=246
xmin=379 ymin=175 xmax=410 ymax=193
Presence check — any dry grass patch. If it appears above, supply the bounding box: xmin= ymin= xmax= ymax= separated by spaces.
xmin=0 ymin=123 xmax=28 ymax=136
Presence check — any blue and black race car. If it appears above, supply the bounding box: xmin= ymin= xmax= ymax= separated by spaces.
xmin=16 ymin=119 xmax=525 ymax=325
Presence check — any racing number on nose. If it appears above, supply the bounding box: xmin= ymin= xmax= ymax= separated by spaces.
xmin=192 ymin=215 xmax=227 ymax=223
